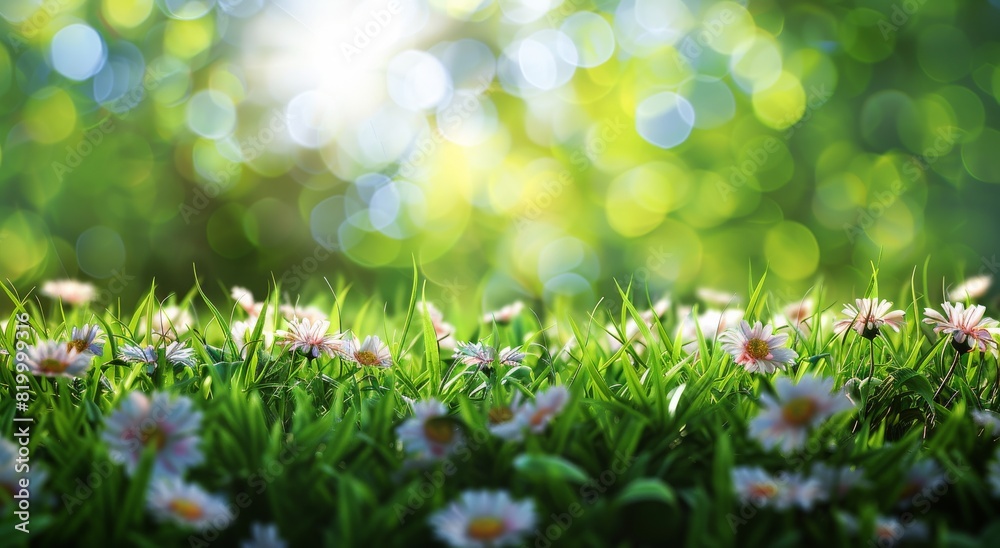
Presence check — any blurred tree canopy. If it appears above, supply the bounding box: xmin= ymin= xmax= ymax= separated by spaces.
xmin=1 ymin=0 xmax=999 ymax=306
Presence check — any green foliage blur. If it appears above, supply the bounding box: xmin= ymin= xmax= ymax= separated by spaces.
xmin=1 ymin=0 xmax=1000 ymax=306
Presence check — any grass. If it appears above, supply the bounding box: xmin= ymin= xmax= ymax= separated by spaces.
xmin=1 ymin=268 xmax=1000 ymax=547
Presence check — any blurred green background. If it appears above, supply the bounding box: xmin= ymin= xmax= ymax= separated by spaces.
xmin=1 ymin=0 xmax=999 ymax=307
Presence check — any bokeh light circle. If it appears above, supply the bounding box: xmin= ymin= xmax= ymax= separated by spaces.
xmin=635 ymin=92 xmax=696 ymax=149
xmin=186 ymin=90 xmax=237 ymax=139
xmin=50 ymin=24 xmax=106 ymax=81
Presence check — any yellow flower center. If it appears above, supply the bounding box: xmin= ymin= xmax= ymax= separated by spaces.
xmin=745 ymin=338 xmax=770 ymax=360
xmin=748 ymin=483 xmax=778 ymax=499
xmin=488 ymin=407 xmax=514 ymax=425
xmin=423 ymin=417 xmax=456 ymax=444
xmin=142 ymin=428 xmax=168 ymax=450
xmin=781 ymin=397 xmax=818 ymax=426
xmin=67 ymin=340 xmax=89 ymax=353
xmin=467 ymin=516 xmax=505 ymax=540
xmin=168 ymin=498 xmax=204 ymax=521
xmin=355 ymin=350 xmax=380 ymax=366
xmin=39 ymin=358 xmax=68 ymax=374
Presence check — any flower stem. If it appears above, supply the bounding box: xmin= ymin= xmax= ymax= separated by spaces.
xmin=932 ymin=351 xmax=962 ymax=403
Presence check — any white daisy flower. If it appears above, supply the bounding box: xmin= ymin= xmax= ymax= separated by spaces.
xmin=140 ymin=306 xmax=193 ymax=343
xmin=774 ymin=298 xmax=815 ymax=337
xmin=731 ymin=466 xmax=782 ymax=508
xmin=872 ymin=515 xmax=928 ymax=546
xmin=748 ymin=374 xmax=854 ymax=453
xmin=498 ymin=347 xmax=525 ymax=366
xmin=773 ymin=471 xmax=824 ymax=510
xmin=231 ymin=318 xmax=273 ymax=358
xmin=119 ymin=343 xmax=159 ymax=373
xmin=834 ymin=298 xmax=905 ymax=340
xmin=41 ymin=279 xmax=97 ymax=306
xmin=483 ymin=301 xmax=526 ymax=325
xmin=24 ymin=340 xmax=92 ymax=378
xmin=241 ymin=522 xmax=287 ymax=548
xmin=454 ymin=342 xmax=495 ymax=368
xmin=164 ymin=341 xmax=198 ymax=368
xmin=68 ymin=324 xmax=105 ymax=356
xmin=422 ymin=301 xmax=457 ymax=352
xmin=231 ymin=286 xmax=259 ymax=316
xmin=147 ymin=477 xmax=232 ymax=531
xmin=275 ymin=318 xmax=344 ymax=360
xmin=429 ymin=490 xmax=536 ymax=548
xmin=972 ymin=410 xmax=1000 ymax=437
xmin=923 ymin=302 xmax=1000 ymax=355
xmin=0 ymin=438 xmax=46 ymax=502
xmin=102 ymin=391 xmax=203 ymax=478
xmin=948 ymin=274 xmax=992 ymax=302
xmin=678 ymin=306 xmax=744 ymax=354
xmin=396 ymin=399 xmax=464 ymax=461
xmin=342 ymin=335 xmax=393 ymax=367
xmin=897 ymin=460 xmax=946 ymax=507
xmin=487 ymin=402 xmax=528 ymax=442
xmin=720 ymin=321 xmax=798 ymax=373
xmin=517 ymin=385 xmax=570 ymax=434
xmin=810 ymin=463 xmax=868 ymax=500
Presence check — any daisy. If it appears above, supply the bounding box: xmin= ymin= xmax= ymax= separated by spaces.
xmin=164 ymin=341 xmax=198 ymax=368
xmin=342 ymin=335 xmax=393 ymax=367
xmin=24 ymin=340 xmax=92 ymax=378
xmin=897 ymin=460 xmax=946 ymax=506
xmin=748 ymin=374 xmax=854 ymax=453
xmin=948 ymin=274 xmax=992 ymax=302
xmin=810 ymin=463 xmax=868 ymax=500
xmin=147 ymin=478 xmax=232 ymax=531
xmin=141 ymin=306 xmax=193 ymax=343
xmin=517 ymin=385 xmax=570 ymax=434
xmin=720 ymin=321 xmax=798 ymax=373
xmin=678 ymin=306 xmax=744 ymax=354
xmin=41 ymin=279 xmax=97 ymax=306
xmin=923 ymin=302 xmax=999 ymax=354
xmin=0 ymin=438 xmax=47 ymax=502
xmin=68 ymin=324 xmax=105 ymax=356
xmin=275 ymin=318 xmax=343 ymax=360
xmin=231 ymin=286 xmax=260 ymax=316
xmin=971 ymin=409 xmax=1000 ymax=437
xmin=429 ymin=490 xmax=536 ymax=548
xmin=396 ymin=399 xmax=464 ymax=461
xmin=231 ymin=319 xmax=273 ymax=358
xmin=833 ymin=298 xmax=905 ymax=340
xmin=483 ymin=301 xmax=525 ymax=325
xmin=872 ymin=515 xmax=928 ymax=546
xmin=731 ymin=467 xmax=782 ymax=508
xmin=422 ymin=301 xmax=457 ymax=352
xmin=773 ymin=471 xmax=824 ymax=510
xmin=774 ymin=298 xmax=815 ymax=337
xmin=487 ymin=401 xmax=528 ymax=442
xmin=119 ymin=343 xmax=159 ymax=373
xmin=498 ymin=346 xmax=525 ymax=366
xmin=241 ymin=522 xmax=287 ymax=548
xmin=102 ymin=391 xmax=203 ymax=478
xmin=453 ymin=342 xmax=495 ymax=368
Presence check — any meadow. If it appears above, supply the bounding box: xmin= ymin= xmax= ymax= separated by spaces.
xmin=2 ymin=268 xmax=1000 ymax=547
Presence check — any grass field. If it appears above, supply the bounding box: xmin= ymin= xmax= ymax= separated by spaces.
xmin=2 ymin=269 xmax=1000 ymax=547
